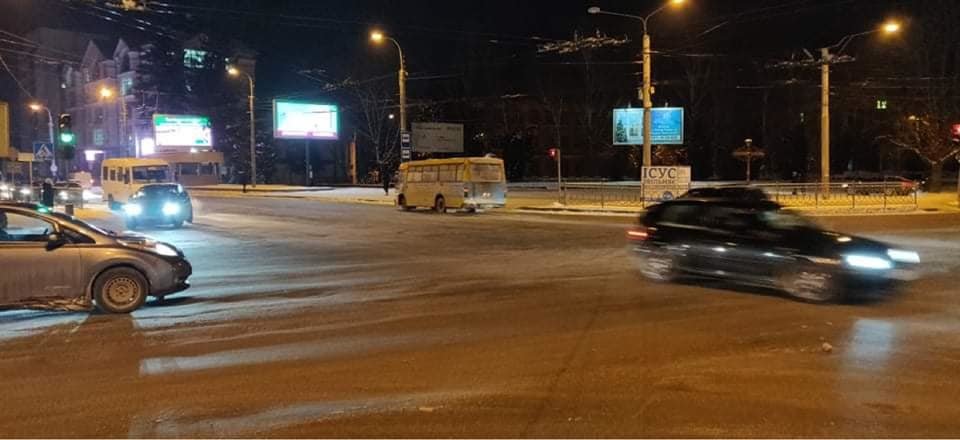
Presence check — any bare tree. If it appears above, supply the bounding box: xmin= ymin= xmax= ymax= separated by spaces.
xmin=878 ymin=0 xmax=960 ymax=190
xmin=348 ymin=77 xmax=400 ymax=171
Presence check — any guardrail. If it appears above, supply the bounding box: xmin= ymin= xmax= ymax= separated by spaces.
xmin=513 ymin=181 xmax=919 ymax=210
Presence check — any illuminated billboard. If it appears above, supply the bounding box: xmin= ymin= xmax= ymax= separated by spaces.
xmin=273 ymin=101 xmax=339 ymax=140
xmin=153 ymin=114 xmax=213 ymax=150
xmin=613 ymin=107 xmax=684 ymax=146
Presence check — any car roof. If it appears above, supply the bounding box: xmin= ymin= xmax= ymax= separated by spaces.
xmin=657 ymin=198 xmax=782 ymax=210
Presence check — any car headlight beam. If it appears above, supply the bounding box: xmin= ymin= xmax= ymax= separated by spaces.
xmin=887 ymin=249 xmax=920 ymax=264
xmin=154 ymin=243 xmax=179 ymax=257
xmin=162 ymin=202 xmax=181 ymax=216
xmin=844 ymin=254 xmax=893 ymax=270
xmin=123 ymin=203 xmax=143 ymax=216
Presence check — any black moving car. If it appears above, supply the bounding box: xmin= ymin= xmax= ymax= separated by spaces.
xmin=680 ymin=186 xmax=769 ymax=201
xmin=122 ymin=183 xmax=194 ymax=229
xmin=628 ymin=198 xmax=920 ymax=303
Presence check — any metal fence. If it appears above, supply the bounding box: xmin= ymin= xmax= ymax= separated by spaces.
xmin=517 ymin=181 xmax=919 ymax=210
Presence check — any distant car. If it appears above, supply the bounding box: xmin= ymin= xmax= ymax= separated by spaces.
xmin=680 ymin=186 xmax=769 ymax=201
xmin=0 ymin=202 xmax=192 ymax=313
xmin=54 ymin=181 xmax=83 ymax=204
xmin=0 ymin=182 xmax=12 ymax=201
xmin=628 ymin=198 xmax=920 ymax=303
xmin=122 ymin=183 xmax=194 ymax=229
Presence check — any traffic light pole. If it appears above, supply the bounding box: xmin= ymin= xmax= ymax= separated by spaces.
xmin=42 ymin=107 xmax=57 ymax=177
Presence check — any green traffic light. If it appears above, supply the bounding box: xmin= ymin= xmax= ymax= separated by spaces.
xmin=60 ymin=132 xmax=75 ymax=144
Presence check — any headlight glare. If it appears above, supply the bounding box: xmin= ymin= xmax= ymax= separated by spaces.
xmin=887 ymin=249 xmax=920 ymax=264
xmin=154 ymin=243 xmax=179 ymax=257
xmin=844 ymin=254 xmax=893 ymax=270
xmin=162 ymin=202 xmax=181 ymax=216
xmin=123 ymin=203 xmax=143 ymax=216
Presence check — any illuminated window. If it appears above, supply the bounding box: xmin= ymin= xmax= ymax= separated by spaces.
xmin=183 ymin=49 xmax=208 ymax=69
xmin=93 ymin=128 xmax=105 ymax=146
xmin=121 ymin=77 xmax=134 ymax=95
xmin=876 ymin=99 xmax=888 ymax=110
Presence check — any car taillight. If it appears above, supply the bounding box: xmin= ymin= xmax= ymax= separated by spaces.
xmin=626 ymin=227 xmax=649 ymax=241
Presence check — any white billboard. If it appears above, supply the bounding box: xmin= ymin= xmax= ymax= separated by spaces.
xmin=642 ymin=166 xmax=692 ymax=201
xmin=273 ymin=101 xmax=339 ymax=140
xmin=412 ymin=122 xmax=464 ymax=153
xmin=153 ymin=114 xmax=213 ymax=150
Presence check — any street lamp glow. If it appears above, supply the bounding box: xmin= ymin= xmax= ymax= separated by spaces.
xmin=882 ymin=21 xmax=901 ymax=34
xmin=99 ymin=87 xmax=114 ymax=98
xmin=28 ymin=103 xmax=42 ymax=112
xmin=370 ymin=31 xmax=385 ymax=43
xmin=670 ymin=0 xmax=685 ymax=5
xmin=227 ymin=66 xmax=240 ymax=76
xmin=587 ymin=6 xmax=601 ymax=14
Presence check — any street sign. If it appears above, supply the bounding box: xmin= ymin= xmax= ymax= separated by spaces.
xmin=401 ymin=148 xmax=412 ymax=161
xmin=412 ymin=122 xmax=464 ymax=153
xmin=400 ymin=131 xmax=412 ymax=161
xmin=33 ymin=142 xmax=54 ymax=161
xmin=17 ymin=152 xmax=34 ymax=162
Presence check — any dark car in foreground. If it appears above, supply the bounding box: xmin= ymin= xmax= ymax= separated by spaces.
xmin=123 ymin=183 xmax=194 ymax=229
xmin=628 ymin=198 xmax=920 ymax=303
xmin=0 ymin=203 xmax=192 ymax=313
xmin=680 ymin=186 xmax=769 ymax=201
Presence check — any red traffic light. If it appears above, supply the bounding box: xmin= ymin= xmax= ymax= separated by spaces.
xmin=548 ymin=148 xmax=558 ymax=159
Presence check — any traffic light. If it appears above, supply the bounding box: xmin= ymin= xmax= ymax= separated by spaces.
xmin=952 ymin=124 xmax=960 ymax=143
xmin=58 ymin=113 xmax=75 ymax=160
xmin=58 ymin=113 xmax=75 ymax=145
xmin=548 ymin=148 xmax=559 ymax=160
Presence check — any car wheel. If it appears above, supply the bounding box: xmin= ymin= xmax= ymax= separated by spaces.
xmin=434 ymin=196 xmax=446 ymax=214
xmin=778 ymin=264 xmax=839 ymax=304
xmin=94 ymin=267 xmax=148 ymax=314
xmin=636 ymin=251 xmax=677 ymax=282
xmin=398 ymin=195 xmax=413 ymax=211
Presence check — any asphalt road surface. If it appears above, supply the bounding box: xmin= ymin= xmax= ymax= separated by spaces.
xmin=2 ymin=197 xmax=960 ymax=438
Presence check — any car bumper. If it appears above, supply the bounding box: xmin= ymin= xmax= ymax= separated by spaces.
xmin=151 ymin=258 xmax=193 ymax=297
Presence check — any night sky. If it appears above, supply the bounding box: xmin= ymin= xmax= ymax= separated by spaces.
xmin=2 ymin=0 xmax=910 ymax=102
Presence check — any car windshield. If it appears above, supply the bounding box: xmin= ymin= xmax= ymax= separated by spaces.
xmin=140 ymin=185 xmax=181 ymax=197
xmin=759 ymin=209 xmax=814 ymax=230
xmin=50 ymin=212 xmax=115 ymax=236
xmin=132 ymin=166 xmax=169 ymax=182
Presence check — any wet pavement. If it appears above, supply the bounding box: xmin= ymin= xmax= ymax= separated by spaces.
xmin=2 ymin=197 xmax=960 ymax=437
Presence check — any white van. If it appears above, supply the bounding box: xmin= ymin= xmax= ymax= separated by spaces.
xmin=397 ymin=157 xmax=507 ymax=212
xmin=101 ymin=158 xmax=171 ymax=208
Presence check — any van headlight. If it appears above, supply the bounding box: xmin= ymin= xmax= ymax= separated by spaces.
xmin=124 ymin=203 xmax=143 ymax=216
xmin=844 ymin=254 xmax=893 ymax=270
xmin=20 ymin=188 xmax=31 ymax=195
xmin=162 ymin=202 xmax=181 ymax=216
xmin=887 ymin=249 xmax=920 ymax=264
xmin=58 ymin=191 xmax=69 ymax=200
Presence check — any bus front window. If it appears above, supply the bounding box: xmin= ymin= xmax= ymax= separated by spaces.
xmin=132 ymin=166 xmax=169 ymax=183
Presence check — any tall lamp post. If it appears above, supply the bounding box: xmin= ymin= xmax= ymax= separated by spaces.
xmin=370 ymin=30 xmax=408 ymax=155
xmin=818 ymin=20 xmax=901 ymax=193
xmin=589 ymin=0 xmax=686 ymax=168
xmin=28 ymin=103 xmax=56 ymax=176
xmin=228 ymin=65 xmax=257 ymax=188
xmin=99 ymin=86 xmax=130 ymax=157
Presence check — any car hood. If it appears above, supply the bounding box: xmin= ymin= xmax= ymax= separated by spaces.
xmin=792 ymin=227 xmax=890 ymax=257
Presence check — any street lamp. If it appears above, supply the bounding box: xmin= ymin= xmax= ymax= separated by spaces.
xmin=99 ymin=86 xmax=132 ymax=157
xmin=28 ymin=102 xmax=56 ymax=176
xmin=369 ymin=29 xmax=408 ymax=158
xmin=588 ymin=1 xmax=686 ymax=168
xmin=818 ymin=19 xmax=902 ymax=193
xmin=228 ymin=65 xmax=257 ymax=188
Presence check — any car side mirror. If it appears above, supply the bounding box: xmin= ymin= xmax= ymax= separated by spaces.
xmin=46 ymin=233 xmax=66 ymax=251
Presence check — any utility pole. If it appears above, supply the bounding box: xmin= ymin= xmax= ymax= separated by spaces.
xmin=821 ymin=48 xmax=831 ymax=195
xmin=248 ymin=77 xmax=256 ymax=188
xmin=642 ymin=33 xmax=653 ymax=168
xmin=304 ymin=139 xmax=312 ymax=186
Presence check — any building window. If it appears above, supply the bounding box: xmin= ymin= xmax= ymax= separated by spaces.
xmin=876 ymin=99 xmax=888 ymax=110
xmin=121 ymin=77 xmax=134 ymax=96
xmin=183 ymin=49 xmax=208 ymax=69
xmin=93 ymin=128 xmax=105 ymax=146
